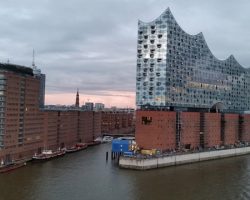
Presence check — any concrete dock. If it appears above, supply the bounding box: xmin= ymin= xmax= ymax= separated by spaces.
xmin=119 ymin=147 xmax=250 ymax=170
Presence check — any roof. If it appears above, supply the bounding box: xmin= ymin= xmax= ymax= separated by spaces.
xmin=0 ymin=63 xmax=33 ymax=76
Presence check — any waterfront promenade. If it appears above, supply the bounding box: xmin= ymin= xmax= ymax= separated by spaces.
xmin=119 ymin=146 xmax=250 ymax=170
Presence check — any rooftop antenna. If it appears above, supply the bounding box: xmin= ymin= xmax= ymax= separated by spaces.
xmin=7 ymin=59 xmax=9 ymax=64
xmin=32 ymin=49 xmax=36 ymax=69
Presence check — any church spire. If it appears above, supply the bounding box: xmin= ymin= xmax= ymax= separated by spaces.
xmin=75 ymin=89 xmax=79 ymax=108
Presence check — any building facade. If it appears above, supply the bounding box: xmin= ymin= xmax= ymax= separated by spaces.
xmin=33 ymin=65 xmax=45 ymax=108
xmin=94 ymin=103 xmax=105 ymax=111
xmin=101 ymin=111 xmax=134 ymax=136
xmin=136 ymin=110 xmax=250 ymax=151
xmin=0 ymin=63 xmax=134 ymax=161
xmin=0 ymin=63 xmax=44 ymax=160
xmin=136 ymin=8 xmax=250 ymax=113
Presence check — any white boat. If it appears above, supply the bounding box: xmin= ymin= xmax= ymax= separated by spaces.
xmin=94 ymin=137 xmax=103 ymax=142
xmin=102 ymin=136 xmax=113 ymax=143
xmin=32 ymin=149 xmax=65 ymax=161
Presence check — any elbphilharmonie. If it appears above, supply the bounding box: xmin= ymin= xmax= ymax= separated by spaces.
xmin=136 ymin=8 xmax=250 ymax=113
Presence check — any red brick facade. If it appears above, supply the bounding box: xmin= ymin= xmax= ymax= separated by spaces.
xmin=242 ymin=114 xmax=250 ymax=142
xmin=101 ymin=111 xmax=134 ymax=136
xmin=136 ymin=110 xmax=250 ymax=151
xmin=204 ymin=113 xmax=221 ymax=147
xmin=180 ymin=112 xmax=200 ymax=149
xmin=224 ymin=114 xmax=239 ymax=145
xmin=135 ymin=111 xmax=176 ymax=150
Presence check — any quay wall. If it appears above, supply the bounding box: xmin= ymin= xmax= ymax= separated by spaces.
xmin=119 ymin=147 xmax=250 ymax=170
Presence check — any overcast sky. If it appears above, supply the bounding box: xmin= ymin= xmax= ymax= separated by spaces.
xmin=0 ymin=0 xmax=250 ymax=107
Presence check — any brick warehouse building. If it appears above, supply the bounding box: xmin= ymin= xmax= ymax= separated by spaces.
xmin=0 ymin=63 xmax=133 ymax=162
xmin=135 ymin=9 xmax=250 ymax=151
xmin=101 ymin=111 xmax=134 ymax=136
xmin=136 ymin=110 xmax=250 ymax=151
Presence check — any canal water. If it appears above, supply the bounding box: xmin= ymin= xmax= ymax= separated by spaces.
xmin=1 ymin=143 xmax=250 ymax=200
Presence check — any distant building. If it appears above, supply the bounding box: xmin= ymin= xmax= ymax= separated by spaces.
xmin=94 ymin=103 xmax=105 ymax=111
xmin=32 ymin=64 xmax=45 ymax=108
xmin=85 ymin=102 xmax=94 ymax=111
xmin=101 ymin=110 xmax=134 ymax=136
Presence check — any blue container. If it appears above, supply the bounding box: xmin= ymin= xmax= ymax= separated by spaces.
xmin=112 ymin=139 xmax=132 ymax=153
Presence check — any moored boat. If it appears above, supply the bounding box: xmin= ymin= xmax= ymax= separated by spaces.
xmin=76 ymin=143 xmax=88 ymax=149
xmin=102 ymin=136 xmax=113 ymax=143
xmin=32 ymin=149 xmax=66 ymax=161
xmin=0 ymin=160 xmax=26 ymax=173
xmin=66 ymin=143 xmax=87 ymax=153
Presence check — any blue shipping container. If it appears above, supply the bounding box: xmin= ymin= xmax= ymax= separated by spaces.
xmin=112 ymin=139 xmax=132 ymax=153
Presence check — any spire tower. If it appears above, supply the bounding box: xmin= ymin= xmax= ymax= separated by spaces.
xmin=75 ymin=89 xmax=80 ymax=108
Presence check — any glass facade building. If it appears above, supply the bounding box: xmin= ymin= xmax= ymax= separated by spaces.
xmin=136 ymin=8 xmax=250 ymax=112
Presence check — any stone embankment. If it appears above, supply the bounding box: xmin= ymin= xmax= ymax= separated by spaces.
xmin=119 ymin=147 xmax=250 ymax=170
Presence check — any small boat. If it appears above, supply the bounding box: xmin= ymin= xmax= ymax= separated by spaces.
xmin=94 ymin=137 xmax=103 ymax=143
xmin=65 ymin=147 xmax=80 ymax=153
xmin=66 ymin=143 xmax=87 ymax=153
xmin=102 ymin=136 xmax=113 ymax=143
xmin=75 ymin=143 xmax=88 ymax=149
xmin=0 ymin=160 xmax=26 ymax=173
xmin=32 ymin=149 xmax=66 ymax=161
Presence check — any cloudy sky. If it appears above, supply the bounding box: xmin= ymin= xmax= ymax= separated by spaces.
xmin=0 ymin=0 xmax=250 ymax=108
